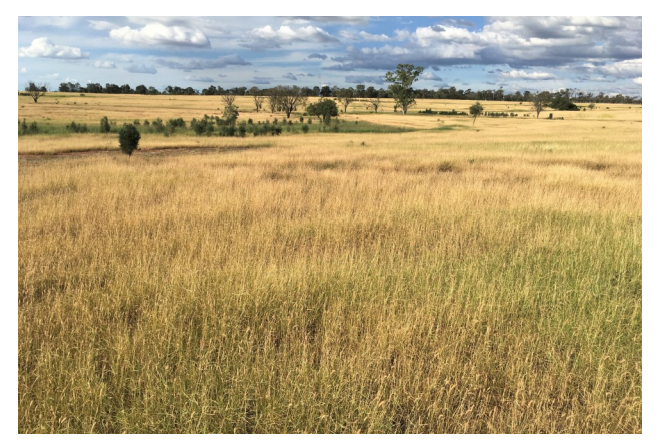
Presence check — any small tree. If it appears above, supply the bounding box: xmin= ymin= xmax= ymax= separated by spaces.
xmin=223 ymin=105 xmax=239 ymax=126
xmin=25 ymin=81 xmax=49 ymax=103
xmin=336 ymin=88 xmax=355 ymax=113
xmin=365 ymin=95 xmax=382 ymax=113
xmin=469 ymin=102 xmax=484 ymax=125
xmin=306 ymin=98 xmax=338 ymax=122
xmin=100 ymin=116 xmax=111 ymax=133
xmin=220 ymin=94 xmax=236 ymax=107
xmin=118 ymin=123 xmax=141 ymax=157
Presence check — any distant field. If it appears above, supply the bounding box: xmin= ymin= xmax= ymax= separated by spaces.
xmin=18 ymin=94 xmax=642 ymax=433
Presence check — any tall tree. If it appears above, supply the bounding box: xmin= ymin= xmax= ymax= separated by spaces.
xmin=384 ymin=64 xmax=424 ymax=114
xmin=531 ymin=91 xmax=552 ymax=118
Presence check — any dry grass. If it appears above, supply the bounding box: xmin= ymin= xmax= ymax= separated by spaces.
xmin=18 ymin=95 xmax=642 ymax=433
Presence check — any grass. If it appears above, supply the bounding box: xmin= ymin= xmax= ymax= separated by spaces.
xmin=18 ymin=95 xmax=642 ymax=433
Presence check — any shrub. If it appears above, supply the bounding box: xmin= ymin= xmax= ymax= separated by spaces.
xmin=118 ymin=123 xmax=141 ymax=157
xmin=301 ymin=124 xmax=309 ymax=134
xmin=100 ymin=116 xmax=111 ymax=133
xmin=66 ymin=121 xmax=88 ymax=133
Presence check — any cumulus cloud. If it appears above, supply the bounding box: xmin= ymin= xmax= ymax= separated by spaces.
xmin=420 ymin=71 xmax=443 ymax=81
xmin=307 ymin=53 xmax=327 ymax=60
xmin=110 ymin=23 xmax=210 ymax=48
xmin=125 ymin=64 xmax=157 ymax=74
xmin=633 ymin=77 xmax=642 ymax=85
xmin=20 ymin=67 xmax=27 ymax=73
xmin=283 ymin=73 xmax=298 ymax=81
xmin=582 ymin=58 xmax=642 ymax=79
xmin=155 ymin=54 xmax=251 ymax=70
xmin=499 ymin=69 xmax=557 ymax=80
xmin=18 ymin=37 xmax=88 ymax=59
xmin=94 ymin=60 xmax=116 ymax=69
xmin=358 ymin=31 xmax=391 ymax=42
xmin=184 ymin=75 xmax=215 ymax=82
xmin=241 ymin=25 xmax=339 ymax=50
xmin=333 ymin=17 xmax=641 ymax=72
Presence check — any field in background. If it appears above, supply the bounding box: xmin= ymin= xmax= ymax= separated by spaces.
xmin=18 ymin=94 xmax=642 ymax=433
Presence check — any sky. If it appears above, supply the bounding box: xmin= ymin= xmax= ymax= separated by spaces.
xmin=17 ymin=16 xmax=642 ymax=97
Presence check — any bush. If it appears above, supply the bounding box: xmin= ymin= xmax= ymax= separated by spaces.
xmin=118 ymin=123 xmax=141 ymax=156
xmin=301 ymin=124 xmax=309 ymax=134
xmin=100 ymin=116 xmax=111 ymax=133
xmin=66 ymin=121 xmax=88 ymax=133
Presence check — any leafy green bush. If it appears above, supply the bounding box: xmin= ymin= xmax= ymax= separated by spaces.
xmin=118 ymin=123 xmax=141 ymax=156
xmin=100 ymin=116 xmax=111 ymax=133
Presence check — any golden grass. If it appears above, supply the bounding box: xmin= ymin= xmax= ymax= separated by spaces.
xmin=18 ymin=95 xmax=642 ymax=433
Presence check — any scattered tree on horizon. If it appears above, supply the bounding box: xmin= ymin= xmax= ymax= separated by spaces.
xmin=24 ymin=81 xmax=48 ymax=103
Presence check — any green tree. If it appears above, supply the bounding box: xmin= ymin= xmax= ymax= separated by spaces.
xmin=118 ymin=123 xmax=141 ymax=157
xmin=306 ymin=98 xmax=338 ymax=122
xmin=223 ymin=105 xmax=239 ymax=126
xmin=469 ymin=102 xmax=484 ymax=125
xmin=384 ymin=64 xmax=424 ymax=114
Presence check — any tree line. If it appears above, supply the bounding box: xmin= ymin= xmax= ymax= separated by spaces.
xmin=53 ymin=81 xmax=641 ymax=105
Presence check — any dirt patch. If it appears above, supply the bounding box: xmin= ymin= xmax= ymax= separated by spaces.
xmin=18 ymin=144 xmax=271 ymax=161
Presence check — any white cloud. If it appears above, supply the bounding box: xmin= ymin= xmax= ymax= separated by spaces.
xmin=94 ymin=60 xmax=116 ymax=69
xmin=110 ymin=23 xmax=210 ymax=48
xmin=584 ymin=59 xmax=642 ymax=79
xmin=18 ymin=37 xmax=88 ymax=59
xmin=46 ymin=73 xmax=59 ymax=78
xmin=89 ymin=20 xmax=119 ymax=31
xmin=20 ymin=67 xmax=27 ymax=73
xmin=500 ymin=69 xmax=557 ymax=80
xmin=358 ymin=31 xmax=390 ymax=42
xmin=251 ymin=25 xmax=339 ymax=43
xmin=633 ymin=77 xmax=642 ymax=85
xmin=125 ymin=64 xmax=157 ymax=74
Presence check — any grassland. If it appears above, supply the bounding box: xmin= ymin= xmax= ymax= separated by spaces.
xmin=18 ymin=93 xmax=642 ymax=433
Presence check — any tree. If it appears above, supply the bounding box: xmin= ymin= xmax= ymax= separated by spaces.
xmin=223 ymin=105 xmax=239 ymax=126
xmin=220 ymin=94 xmax=236 ymax=107
xmin=306 ymin=98 xmax=338 ymax=122
xmin=365 ymin=93 xmax=383 ymax=113
xmin=248 ymin=87 xmax=264 ymax=112
xmin=271 ymin=86 xmax=307 ymax=118
xmin=469 ymin=102 xmax=484 ymax=125
xmin=118 ymin=124 xmax=141 ymax=157
xmin=100 ymin=116 xmax=111 ymax=133
xmin=336 ymin=88 xmax=355 ymax=113
xmin=384 ymin=64 xmax=424 ymax=114
xmin=25 ymin=82 xmax=48 ymax=103
xmin=531 ymin=91 xmax=552 ymax=118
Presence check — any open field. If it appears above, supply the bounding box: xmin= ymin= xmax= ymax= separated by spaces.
xmin=18 ymin=94 xmax=642 ymax=433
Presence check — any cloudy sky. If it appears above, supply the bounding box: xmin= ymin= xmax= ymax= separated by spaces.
xmin=17 ymin=16 xmax=642 ymax=96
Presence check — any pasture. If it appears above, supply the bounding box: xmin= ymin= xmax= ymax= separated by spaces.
xmin=18 ymin=93 xmax=642 ymax=433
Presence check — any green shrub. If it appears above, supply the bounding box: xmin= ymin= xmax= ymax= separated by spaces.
xmin=100 ymin=116 xmax=111 ymax=133
xmin=118 ymin=123 xmax=141 ymax=156
xmin=302 ymin=124 xmax=309 ymax=134
xmin=66 ymin=121 xmax=88 ymax=133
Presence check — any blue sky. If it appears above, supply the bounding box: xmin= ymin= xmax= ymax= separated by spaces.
xmin=17 ymin=16 xmax=642 ymax=96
